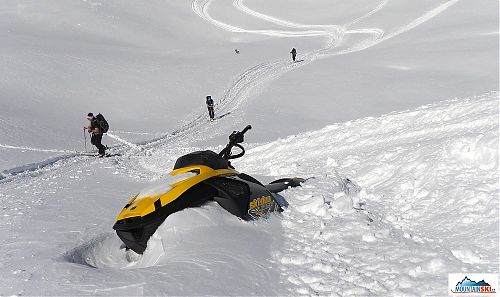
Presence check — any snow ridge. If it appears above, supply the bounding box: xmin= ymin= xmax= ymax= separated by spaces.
xmin=235 ymin=91 xmax=498 ymax=296
xmin=64 ymin=91 xmax=498 ymax=296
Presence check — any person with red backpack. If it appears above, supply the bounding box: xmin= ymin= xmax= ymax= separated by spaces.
xmin=86 ymin=112 xmax=107 ymax=157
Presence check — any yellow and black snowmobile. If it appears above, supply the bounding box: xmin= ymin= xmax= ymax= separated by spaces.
xmin=113 ymin=125 xmax=304 ymax=254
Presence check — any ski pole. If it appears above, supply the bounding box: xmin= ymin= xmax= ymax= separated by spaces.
xmin=83 ymin=127 xmax=87 ymax=152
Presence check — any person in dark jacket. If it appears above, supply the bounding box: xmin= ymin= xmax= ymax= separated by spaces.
xmin=86 ymin=112 xmax=106 ymax=157
xmin=206 ymin=95 xmax=215 ymax=121
xmin=290 ymin=48 xmax=297 ymax=62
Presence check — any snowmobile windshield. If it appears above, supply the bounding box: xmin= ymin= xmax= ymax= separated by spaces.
xmin=135 ymin=172 xmax=196 ymax=200
xmin=174 ymin=150 xmax=229 ymax=170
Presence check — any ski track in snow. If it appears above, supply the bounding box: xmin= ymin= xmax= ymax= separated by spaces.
xmin=2 ymin=0 xmax=497 ymax=295
xmin=0 ymin=0 xmax=459 ymax=184
xmin=0 ymin=144 xmax=74 ymax=154
xmin=2 ymin=91 xmax=496 ymax=296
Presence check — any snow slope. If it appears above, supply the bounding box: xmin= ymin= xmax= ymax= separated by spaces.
xmin=1 ymin=0 xmax=497 ymax=168
xmin=0 ymin=0 xmax=498 ymax=296
xmin=1 ymin=91 xmax=497 ymax=296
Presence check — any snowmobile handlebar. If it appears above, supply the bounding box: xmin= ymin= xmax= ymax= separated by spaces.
xmin=228 ymin=125 xmax=251 ymax=144
xmin=219 ymin=125 xmax=252 ymax=161
xmin=241 ymin=125 xmax=252 ymax=135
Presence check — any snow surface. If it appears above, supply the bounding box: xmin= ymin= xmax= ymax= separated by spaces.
xmin=0 ymin=0 xmax=498 ymax=296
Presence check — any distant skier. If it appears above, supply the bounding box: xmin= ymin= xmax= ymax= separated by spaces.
xmin=206 ymin=95 xmax=215 ymax=121
xmin=235 ymin=49 xmax=240 ymax=54
xmin=86 ymin=112 xmax=107 ymax=157
xmin=290 ymin=48 xmax=297 ymax=62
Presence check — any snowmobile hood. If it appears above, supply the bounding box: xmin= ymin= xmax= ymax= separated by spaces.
xmin=114 ymin=165 xmax=238 ymax=221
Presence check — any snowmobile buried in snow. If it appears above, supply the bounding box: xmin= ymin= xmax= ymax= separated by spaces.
xmin=113 ymin=125 xmax=304 ymax=254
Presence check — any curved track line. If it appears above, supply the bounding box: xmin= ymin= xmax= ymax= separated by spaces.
xmin=339 ymin=0 xmax=461 ymax=54
xmin=345 ymin=0 xmax=390 ymax=27
xmin=0 ymin=0 xmax=461 ymax=184
xmin=196 ymin=0 xmax=385 ymax=58
xmin=108 ymin=130 xmax=162 ymax=136
xmin=192 ymin=0 xmax=326 ymax=37
xmin=196 ymin=0 xmax=460 ymax=59
xmin=0 ymin=144 xmax=75 ymax=154
xmin=376 ymin=0 xmax=459 ymax=44
xmin=106 ymin=132 xmax=141 ymax=149
xmin=1 ymin=0 xmax=389 ymax=183
xmin=233 ymin=0 xmax=340 ymax=33
xmin=190 ymin=0 xmax=460 ymax=114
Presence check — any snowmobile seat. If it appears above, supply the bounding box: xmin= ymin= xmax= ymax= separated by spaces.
xmin=173 ymin=150 xmax=229 ymax=170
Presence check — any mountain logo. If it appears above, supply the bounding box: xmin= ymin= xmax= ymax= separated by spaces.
xmin=449 ymin=274 xmax=498 ymax=295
